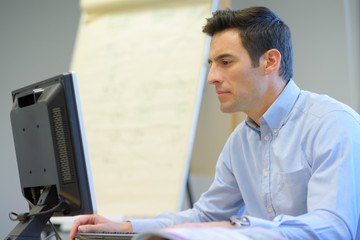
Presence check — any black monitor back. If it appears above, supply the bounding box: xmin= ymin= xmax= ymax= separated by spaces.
xmin=10 ymin=72 xmax=96 ymax=216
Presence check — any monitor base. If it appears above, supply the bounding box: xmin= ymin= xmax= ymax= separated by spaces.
xmin=5 ymin=185 xmax=59 ymax=240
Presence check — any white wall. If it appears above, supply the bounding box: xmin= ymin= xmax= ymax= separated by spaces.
xmin=0 ymin=0 xmax=358 ymax=237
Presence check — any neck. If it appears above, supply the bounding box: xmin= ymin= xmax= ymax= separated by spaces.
xmin=247 ymin=78 xmax=288 ymax=126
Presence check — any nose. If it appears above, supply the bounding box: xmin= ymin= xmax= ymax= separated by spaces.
xmin=207 ymin=64 xmax=222 ymax=85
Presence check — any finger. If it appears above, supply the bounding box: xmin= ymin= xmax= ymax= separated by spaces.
xmin=78 ymin=223 xmax=109 ymax=233
xmin=69 ymin=216 xmax=93 ymax=239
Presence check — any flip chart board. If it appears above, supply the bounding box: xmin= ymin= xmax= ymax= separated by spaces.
xmin=71 ymin=0 xmax=220 ymax=217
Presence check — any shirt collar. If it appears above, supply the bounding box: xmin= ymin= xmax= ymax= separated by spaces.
xmin=261 ymin=79 xmax=300 ymax=131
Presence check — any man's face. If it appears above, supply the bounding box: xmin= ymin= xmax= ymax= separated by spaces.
xmin=207 ymin=28 xmax=265 ymax=114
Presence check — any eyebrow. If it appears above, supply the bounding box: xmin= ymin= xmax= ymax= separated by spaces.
xmin=208 ymin=53 xmax=234 ymax=64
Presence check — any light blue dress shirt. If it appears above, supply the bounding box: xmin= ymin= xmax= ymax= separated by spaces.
xmin=131 ymin=80 xmax=360 ymax=239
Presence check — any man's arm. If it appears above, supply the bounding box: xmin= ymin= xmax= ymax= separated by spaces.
xmin=130 ymin=143 xmax=246 ymax=232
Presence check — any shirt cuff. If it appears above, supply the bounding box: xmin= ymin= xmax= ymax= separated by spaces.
xmin=128 ymin=218 xmax=165 ymax=232
xmin=245 ymin=215 xmax=278 ymax=229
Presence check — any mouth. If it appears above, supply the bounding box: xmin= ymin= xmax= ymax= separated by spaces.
xmin=216 ymin=90 xmax=231 ymax=96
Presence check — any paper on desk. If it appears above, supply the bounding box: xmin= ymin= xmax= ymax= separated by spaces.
xmin=134 ymin=226 xmax=286 ymax=240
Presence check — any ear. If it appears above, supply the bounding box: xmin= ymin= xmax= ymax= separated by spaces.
xmin=262 ymin=49 xmax=281 ymax=76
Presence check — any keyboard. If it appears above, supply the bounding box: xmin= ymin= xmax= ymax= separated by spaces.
xmin=74 ymin=232 xmax=138 ymax=240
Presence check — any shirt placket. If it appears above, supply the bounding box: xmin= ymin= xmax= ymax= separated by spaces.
xmin=260 ymin=124 xmax=275 ymax=219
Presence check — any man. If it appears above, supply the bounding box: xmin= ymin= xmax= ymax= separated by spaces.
xmin=70 ymin=7 xmax=360 ymax=239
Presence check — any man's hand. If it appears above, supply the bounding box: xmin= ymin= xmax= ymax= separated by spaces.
xmin=69 ymin=214 xmax=132 ymax=240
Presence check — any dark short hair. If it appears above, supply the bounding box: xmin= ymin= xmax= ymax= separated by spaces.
xmin=203 ymin=7 xmax=293 ymax=81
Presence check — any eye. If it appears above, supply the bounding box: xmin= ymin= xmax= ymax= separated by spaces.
xmin=222 ymin=60 xmax=232 ymax=65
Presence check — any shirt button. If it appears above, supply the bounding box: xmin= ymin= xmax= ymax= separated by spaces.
xmin=267 ymin=207 xmax=273 ymax=213
xmin=263 ymin=170 xmax=268 ymax=177
xmin=273 ymin=129 xmax=278 ymax=134
xmin=264 ymin=135 xmax=270 ymax=141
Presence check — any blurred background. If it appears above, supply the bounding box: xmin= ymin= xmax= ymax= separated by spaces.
xmin=0 ymin=0 xmax=359 ymax=237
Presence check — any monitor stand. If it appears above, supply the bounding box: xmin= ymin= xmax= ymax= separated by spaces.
xmin=5 ymin=185 xmax=59 ymax=240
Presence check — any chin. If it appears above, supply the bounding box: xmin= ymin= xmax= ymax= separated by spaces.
xmin=220 ymin=106 xmax=235 ymax=113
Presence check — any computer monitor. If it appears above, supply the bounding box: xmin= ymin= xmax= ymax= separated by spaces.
xmin=6 ymin=72 xmax=97 ymax=239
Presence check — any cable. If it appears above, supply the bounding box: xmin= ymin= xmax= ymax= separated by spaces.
xmin=9 ymin=201 xmax=63 ymax=222
xmin=44 ymin=233 xmax=56 ymax=240
xmin=47 ymin=220 xmax=62 ymax=240
xmin=8 ymin=212 xmax=28 ymax=222
xmin=27 ymin=201 xmax=63 ymax=218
